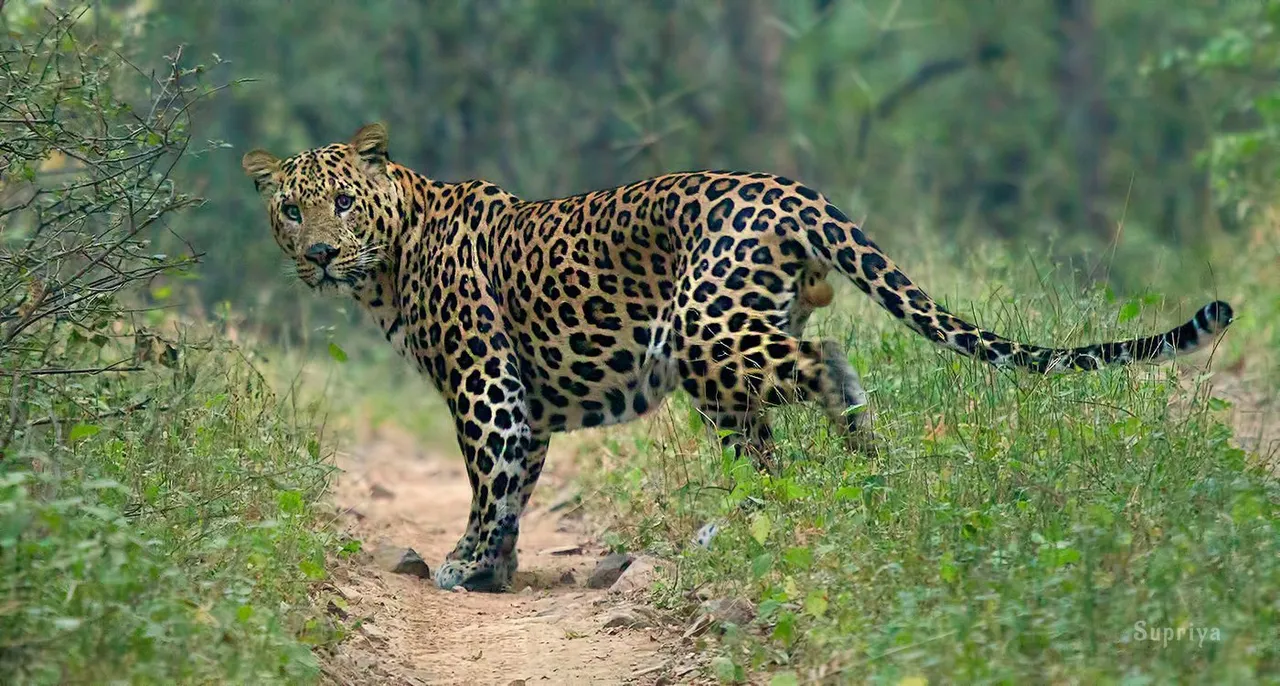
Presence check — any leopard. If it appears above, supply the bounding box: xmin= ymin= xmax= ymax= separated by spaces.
xmin=241 ymin=122 xmax=1235 ymax=592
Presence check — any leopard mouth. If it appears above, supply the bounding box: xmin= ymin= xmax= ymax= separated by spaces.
xmin=311 ymin=266 xmax=367 ymax=293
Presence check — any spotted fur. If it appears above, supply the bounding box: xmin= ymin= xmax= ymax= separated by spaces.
xmin=242 ymin=123 xmax=1235 ymax=592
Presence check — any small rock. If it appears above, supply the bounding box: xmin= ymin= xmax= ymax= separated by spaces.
xmin=374 ymin=544 xmax=432 ymax=579
xmin=602 ymin=608 xmax=656 ymax=630
xmin=538 ymin=544 xmax=584 ymax=556
xmin=520 ymin=585 xmax=534 ymax=594
xmin=587 ymin=552 xmax=634 ymax=589
xmin=360 ymin=621 xmax=389 ymax=644
xmin=700 ymin=596 xmax=756 ymax=629
xmin=370 ymin=483 xmax=395 ymax=500
xmin=609 ymin=555 xmax=661 ymax=594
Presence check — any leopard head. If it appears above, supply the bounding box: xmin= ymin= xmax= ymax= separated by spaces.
xmin=241 ymin=123 xmax=401 ymax=296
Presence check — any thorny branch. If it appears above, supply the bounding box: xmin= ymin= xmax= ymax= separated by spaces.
xmin=0 ymin=7 xmax=227 ymax=454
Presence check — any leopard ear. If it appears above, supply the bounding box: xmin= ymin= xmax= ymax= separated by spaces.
xmin=349 ymin=122 xmax=389 ymax=176
xmin=241 ymin=149 xmax=282 ymax=195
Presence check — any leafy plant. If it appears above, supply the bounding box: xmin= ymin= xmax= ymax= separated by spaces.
xmin=0 ymin=7 xmax=340 ymax=683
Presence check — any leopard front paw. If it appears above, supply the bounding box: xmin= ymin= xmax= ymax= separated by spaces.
xmin=434 ymin=555 xmax=516 ymax=593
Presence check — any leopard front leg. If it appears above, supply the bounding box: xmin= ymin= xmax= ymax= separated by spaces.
xmin=445 ymin=477 xmax=482 ymax=562
xmin=433 ymin=359 xmax=549 ymax=592
xmin=445 ymin=433 xmax=548 ymax=563
xmin=435 ymin=433 xmax=549 ymax=591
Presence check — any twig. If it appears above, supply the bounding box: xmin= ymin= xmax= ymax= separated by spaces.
xmin=0 ymin=360 xmax=144 ymax=376
xmin=26 ymin=397 xmax=159 ymax=427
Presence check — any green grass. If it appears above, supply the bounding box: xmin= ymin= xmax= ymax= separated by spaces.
xmin=579 ymin=241 xmax=1279 ymax=684
xmin=0 ymin=336 xmax=348 ymax=685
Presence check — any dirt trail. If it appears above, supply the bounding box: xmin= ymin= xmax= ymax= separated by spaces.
xmin=1204 ymin=366 xmax=1280 ymax=469
xmin=317 ymin=425 xmax=690 ymax=686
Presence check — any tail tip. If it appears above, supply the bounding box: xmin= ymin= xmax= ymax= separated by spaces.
xmin=1199 ymin=300 xmax=1235 ymax=333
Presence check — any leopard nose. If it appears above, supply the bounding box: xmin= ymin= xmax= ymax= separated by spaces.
xmin=303 ymin=242 xmax=340 ymax=267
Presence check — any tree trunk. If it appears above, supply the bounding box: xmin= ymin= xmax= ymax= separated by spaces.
xmin=727 ymin=0 xmax=793 ymax=177
xmin=1053 ymin=0 xmax=1111 ymax=241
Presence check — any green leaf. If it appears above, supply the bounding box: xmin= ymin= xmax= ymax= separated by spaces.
xmin=749 ymin=513 xmax=772 ymax=545
xmin=751 ymin=552 xmax=773 ymax=579
xmin=1118 ymin=300 xmax=1142 ymax=323
xmin=782 ymin=546 xmax=813 ymax=570
xmin=712 ymin=656 xmax=742 ymax=684
xmin=778 ymin=479 xmax=809 ymax=501
xmin=769 ymin=672 xmax=801 ymax=686
xmin=1208 ymin=396 xmax=1233 ymax=411
xmin=277 ymin=490 xmax=305 ymax=515
xmin=716 ymin=655 xmax=747 ymax=680
xmin=1087 ymin=503 xmax=1115 ymax=528
xmin=299 ymin=559 xmax=326 ymax=580
xmin=69 ymin=424 xmax=100 ymax=442
xmin=939 ymin=552 xmax=958 ymax=583
xmin=773 ymin=610 xmax=797 ymax=645
xmin=687 ymin=408 xmax=705 ymax=433
xmin=834 ymin=485 xmax=862 ymax=502
xmin=339 ymin=539 xmax=363 ymax=558
xmin=803 ymin=589 xmax=828 ymax=618
xmin=327 ymin=342 xmax=348 ymax=363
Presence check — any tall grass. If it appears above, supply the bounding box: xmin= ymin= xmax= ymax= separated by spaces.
xmin=0 ymin=335 xmax=346 ymax=684
xmin=580 ymin=238 xmax=1278 ymax=684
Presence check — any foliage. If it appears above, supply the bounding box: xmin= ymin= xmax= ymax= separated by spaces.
xmin=0 ymin=7 xmax=339 ymax=683
xmin=1145 ymin=0 xmax=1280 ymax=224
xmin=0 ymin=344 xmax=342 ymax=684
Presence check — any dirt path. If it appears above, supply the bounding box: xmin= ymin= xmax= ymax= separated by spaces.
xmin=317 ymin=425 xmax=692 ymax=686
xmin=1204 ymin=365 xmax=1280 ymax=469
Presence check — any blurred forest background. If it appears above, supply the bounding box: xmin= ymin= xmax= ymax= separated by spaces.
xmin=87 ymin=0 xmax=1280 ymax=334
xmin=3 ymin=1 xmax=1279 ymax=681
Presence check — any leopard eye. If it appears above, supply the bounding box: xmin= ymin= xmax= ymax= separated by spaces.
xmin=335 ymin=193 xmax=354 ymax=212
xmin=282 ymin=203 xmax=302 ymax=223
